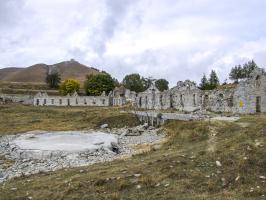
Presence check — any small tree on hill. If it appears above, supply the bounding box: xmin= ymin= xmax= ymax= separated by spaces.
xmin=59 ymin=79 xmax=80 ymax=95
xmin=84 ymin=73 xmax=115 ymax=96
xmin=155 ymin=79 xmax=169 ymax=91
xmin=46 ymin=71 xmax=61 ymax=88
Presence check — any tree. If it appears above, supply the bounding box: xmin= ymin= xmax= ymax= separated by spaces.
xmin=122 ymin=73 xmax=146 ymax=92
xmin=209 ymin=70 xmax=220 ymax=89
xmin=242 ymin=60 xmax=258 ymax=78
xmin=112 ymin=78 xmax=121 ymax=87
xmin=46 ymin=71 xmax=61 ymax=88
xmin=142 ymin=76 xmax=155 ymax=91
xmin=199 ymin=74 xmax=210 ymax=90
xmin=59 ymin=79 xmax=80 ymax=95
xmin=229 ymin=65 xmax=243 ymax=83
xmin=155 ymin=79 xmax=169 ymax=92
xmin=84 ymin=73 xmax=115 ymax=96
xmin=229 ymin=60 xmax=259 ymax=83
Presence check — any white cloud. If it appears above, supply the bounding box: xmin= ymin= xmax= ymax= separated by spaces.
xmin=0 ymin=0 xmax=266 ymax=86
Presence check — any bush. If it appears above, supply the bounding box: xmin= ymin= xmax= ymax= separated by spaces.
xmin=59 ymin=79 xmax=80 ymax=95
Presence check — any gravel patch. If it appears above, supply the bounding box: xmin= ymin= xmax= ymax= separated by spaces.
xmin=0 ymin=126 xmax=164 ymax=183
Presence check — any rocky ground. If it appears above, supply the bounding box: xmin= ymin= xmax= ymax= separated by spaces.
xmin=0 ymin=124 xmax=164 ymax=183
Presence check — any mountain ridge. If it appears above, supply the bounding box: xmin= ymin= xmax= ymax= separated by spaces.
xmin=0 ymin=59 xmax=101 ymax=83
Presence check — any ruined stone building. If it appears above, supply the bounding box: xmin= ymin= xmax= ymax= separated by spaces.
xmin=137 ymin=68 xmax=266 ymax=114
xmin=34 ymin=91 xmax=112 ymax=107
xmin=33 ymin=87 xmax=134 ymax=107
xmin=5 ymin=67 xmax=265 ymax=113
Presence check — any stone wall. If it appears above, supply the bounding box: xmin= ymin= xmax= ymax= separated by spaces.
xmin=233 ymin=68 xmax=266 ymax=113
xmin=0 ymin=94 xmax=33 ymax=105
xmin=34 ymin=92 xmax=111 ymax=107
xmin=136 ymin=68 xmax=266 ymax=114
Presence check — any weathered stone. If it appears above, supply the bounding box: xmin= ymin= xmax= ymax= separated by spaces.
xmin=100 ymin=124 xmax=108 ymax=129
xmin=216 ymin=161 xmax=222 ymax=167
xmin=136 ymin=68 xmax=266 ymax=114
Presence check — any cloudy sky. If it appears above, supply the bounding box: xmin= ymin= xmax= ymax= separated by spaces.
xmin=1 ymin=0 xmax=266 ymax=86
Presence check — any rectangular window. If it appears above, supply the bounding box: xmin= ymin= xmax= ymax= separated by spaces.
xmin=193 ymin=94 xmax=196 ymax=106
xmin=51 ymin=99 xmax=54 ymax=104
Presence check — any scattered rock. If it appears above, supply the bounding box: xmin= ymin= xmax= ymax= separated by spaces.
xmin=110 ymin=142 xmax=120 ymax=154
xmin=124 ymin=128 xmax=143 ymax=136
xmin=134 ymin=174 xmax=142 ymax=177
xmin=136 ymin=185 xmax=141 ymax=189
xmin=216 ymin=161 xmax=222 ymax=167
xmin=100 ymin=124 xmax=108 ymax=129
xmin=259 ymin=176 xmax=266 ymax=179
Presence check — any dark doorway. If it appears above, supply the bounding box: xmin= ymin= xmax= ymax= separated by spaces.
xmin=203 ymin=95 xmax=209 ymax=108
xmin=139 ymin=97 xmax=142 ymax=107
xmin=256 ymin=96 xmax=261 ymax=113
xmin=67 ymin=99 xmax=70 ymax=106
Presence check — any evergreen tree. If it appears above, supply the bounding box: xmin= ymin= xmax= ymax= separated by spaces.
xmin=209 ymin=70 xmax=220 ymax=89
xmin=229 ymin=65 xmax=243 ymax=83
xmin=199 ymin=74 xmax=209 ymax=90
xmin=229 ymin=60 xmax=259 ymax=83
xmin=46 ymin=71 xmax=61 ymax=88
xmin=242 ymin=60 xmax=258 ymax=78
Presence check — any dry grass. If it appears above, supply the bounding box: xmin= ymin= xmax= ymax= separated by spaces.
xmin=0 ymin=105 xmax=265 ymax=199
xmin=0 ymin=105 xmax=140 ymax=135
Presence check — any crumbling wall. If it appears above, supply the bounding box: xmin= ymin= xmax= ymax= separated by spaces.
xmin=170 ymin=80 xmax=202 ymax=112
xmin=34 ymin=92 xmax=111 ymax=107
xmin=0 ymin=94 xmax=33 ymax=105
xmin=135 ymin=68 xmax=266 ymax=114
xmin=233 ymin=68 xmax=266 ymax=113
xmin=203 ymin=89 xmax=235 ymax=113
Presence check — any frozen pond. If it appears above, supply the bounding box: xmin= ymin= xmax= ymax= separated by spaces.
xmin=11 ymin=131 xmax=118 ymax=152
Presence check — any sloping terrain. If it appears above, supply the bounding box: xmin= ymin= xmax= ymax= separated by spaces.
xmin=0 ymin=68 xmax=23 ymax=80
xmin=0 ymin=60 xmax=100 ymax=83
xmin=0 ymin=105 xmax=265 ymax=199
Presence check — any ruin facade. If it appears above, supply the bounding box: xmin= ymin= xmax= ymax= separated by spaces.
xmin=34 ymin=91 xmax=112 ymax=107
xmin=7 ymin=67 xmax=265 ymax=113
xmin=137 ymin=68 xmax=266 ymax=114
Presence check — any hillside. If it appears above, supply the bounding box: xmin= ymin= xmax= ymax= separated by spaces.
xmin=0 ymin=60 xmax=100 ymax=83
xmin=0 ymin=67 xmax=23 ymax=80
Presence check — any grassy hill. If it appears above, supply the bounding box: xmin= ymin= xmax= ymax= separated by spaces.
xmin=0 ymin=60 xmax=100 ymax=84
xmin=0 ymin=105 xmax=265 ymax=199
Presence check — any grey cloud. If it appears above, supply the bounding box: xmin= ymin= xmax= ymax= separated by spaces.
xmin=89 ymin=0 xmax=135 ymax=55
xmin=0 ymin=0 xmax=266 ymax=85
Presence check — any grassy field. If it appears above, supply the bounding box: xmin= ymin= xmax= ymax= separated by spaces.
xmin=0 ymin=105 xmax=140 ymax=135
xmin=0 ymin=105 xmax=265 ymax=199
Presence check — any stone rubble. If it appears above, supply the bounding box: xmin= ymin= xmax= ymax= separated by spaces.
xmin=0 ymin=126 xmax=164 ymax=183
